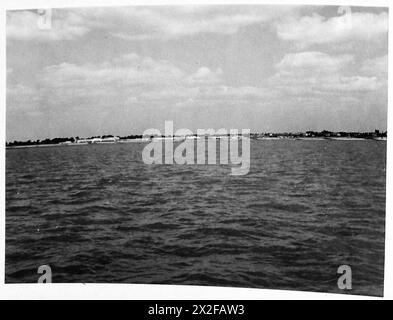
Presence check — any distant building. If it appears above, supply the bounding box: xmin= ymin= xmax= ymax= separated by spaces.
xmin=100 ymin=136 xmax=120 ymax=143
xmin=76 ymin=136 xmax=120 ymax=144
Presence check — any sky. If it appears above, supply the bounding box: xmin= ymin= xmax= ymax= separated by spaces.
xmin=6 ymin=5 xmax=388 ymax=141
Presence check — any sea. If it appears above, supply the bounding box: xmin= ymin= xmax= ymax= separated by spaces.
xmin=5 ymin=139 xmax=386 ymax=296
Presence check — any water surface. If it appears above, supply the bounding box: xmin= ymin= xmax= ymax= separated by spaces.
xmin=6 ymin=140 xmax=386 ymax=296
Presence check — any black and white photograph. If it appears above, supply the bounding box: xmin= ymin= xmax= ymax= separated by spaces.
xmin=4 ymin=2 xmax=388 ymax=297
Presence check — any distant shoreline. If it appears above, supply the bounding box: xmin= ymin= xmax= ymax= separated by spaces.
xmin=5 ymin=136 xmax=387 ymax=149
xmin=6 ymin=129 xmax=387 ymax=149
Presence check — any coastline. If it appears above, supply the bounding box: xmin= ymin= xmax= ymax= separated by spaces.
xmin=5 ymin=136 xmax=387 ymax=149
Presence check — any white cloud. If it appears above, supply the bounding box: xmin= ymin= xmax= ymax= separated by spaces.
xmin=7 ymin=6 xmax=300 ymax=42
xmin=7 ymin=48 xmax=279 ymax=122
xmin=272 ymin=51 xmax=385 ymax=93
xmin=7 ymin=10 xmax=89 ymax=41
xmin=6 ymin=6 xmax=389 ymax=140
xmin=7 ymin=53 xmax=228 ymax=110
xmin=326 ymin=76 xmax=382 ymax=92
xmin=8 ymin=49 xmax=387 ymax=119
xmin=186 ymin=67 xmax=223 ymax=85
xmin=105 ymin=6 xmax=300 ymax=40
xmin=275 ymin=51 xmax=353 ymax=75
xmin=39 ymin=54 xmax=187 ymax=91
xmin=276 ymin=11 xmax=388 ymax=48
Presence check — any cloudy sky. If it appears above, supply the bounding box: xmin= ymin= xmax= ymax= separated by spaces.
xmin=6 ymin=5 xmax=388 ymax=141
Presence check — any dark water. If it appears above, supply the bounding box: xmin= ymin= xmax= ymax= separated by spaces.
xmin=6 ymin=140 xmax=386 ymax=296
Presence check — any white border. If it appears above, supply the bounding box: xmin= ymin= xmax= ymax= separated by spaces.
xmin=0 ymin=0 xmax=391 ymax=300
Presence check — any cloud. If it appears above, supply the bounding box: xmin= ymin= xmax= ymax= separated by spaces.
xmin=6 ymin=6 xmax=389 ymax=140
xmin=7 ymin=10 xmax=89 ymax=41
xmin=7 ymin=49 xmax=388 ymax=140
xmin=8 ymin=49 xmax=387 ymax=118
xmin=37 ymin=54 xmax=272 ymax=105
xmin=272 ymin=51 xmax=385 ymax=93
xmin=7 ymin=6 xmax=300 ymax=42
xmin=41 ymin=56 xmax=186 ymax=89
xmin=275 ymin=51 xmax=353 ymax=75
xmin=276 ymin=11 xmax=388 ymax=48
xmin=7 ymin=48 xmax=280 ymax=128
xmin=186 ymin=67 xmax=223 ymax=85
xmin=7 ymin=53 xmax=228 ymax=110
xmin=38 ymin=54 xmax=224 ymax=92
xmin=326 ymin=76 xmax=381 ymax=92
xmin=104 ymin=6 xmax=300 ymax=40
xmin=360 ymin=54 xmax=388 ymax=77
xmin=6 ymin=83 xmax=41 ymax=117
